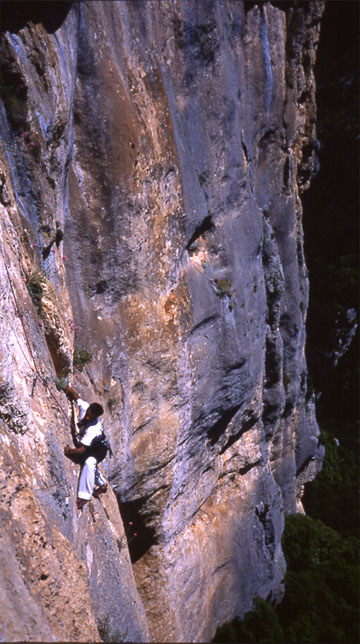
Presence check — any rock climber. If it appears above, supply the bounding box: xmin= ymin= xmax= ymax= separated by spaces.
xmin=63 ymin=385 xmax=108 ymax=510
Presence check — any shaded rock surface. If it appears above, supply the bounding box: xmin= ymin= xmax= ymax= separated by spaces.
xmin=0 ymin=1 xmax=324 ymax=641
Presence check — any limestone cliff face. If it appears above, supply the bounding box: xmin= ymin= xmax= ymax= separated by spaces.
xmin=0 ymin=1 xmax=324 ymax=642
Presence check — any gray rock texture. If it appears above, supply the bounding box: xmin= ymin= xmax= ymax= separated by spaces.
xmin=0 ymin=1 xmax=324 ymax=641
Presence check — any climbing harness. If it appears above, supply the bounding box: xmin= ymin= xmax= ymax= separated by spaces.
xmin=88 ymin=431 xmax=113 ymax=462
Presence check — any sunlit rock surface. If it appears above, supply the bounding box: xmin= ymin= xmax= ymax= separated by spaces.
xmin=0 ymin=1 xmax=324 ymax=641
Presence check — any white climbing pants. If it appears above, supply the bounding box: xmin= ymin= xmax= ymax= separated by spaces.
xmin=78 ymin=456 xmax=106 ymax=500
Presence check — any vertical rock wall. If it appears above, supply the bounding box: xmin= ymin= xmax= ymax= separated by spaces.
xmin=0 ymin=1 xmax=324 ymax=642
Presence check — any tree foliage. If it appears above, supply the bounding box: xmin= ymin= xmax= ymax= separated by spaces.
xmin=213 ymin=515 xmax=359 ymax=643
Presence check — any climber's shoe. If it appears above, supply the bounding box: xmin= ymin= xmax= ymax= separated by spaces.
xmin=76 ymin=498 xmax=88 ymax=510
xmin=93 ymin=484 xmax=107 ymax=499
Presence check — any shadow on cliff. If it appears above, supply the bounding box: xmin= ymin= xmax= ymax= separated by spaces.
xmin=0 ymin=1 xmax=73 ymax=34
xmin=119 ymin=497 xmax=158 ymax=564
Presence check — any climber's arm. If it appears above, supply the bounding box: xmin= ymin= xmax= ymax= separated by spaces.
xmin=64 ymin=444 xmax=87 ymax=457
xmin=65 ymin=385 xmax=80 ymax=401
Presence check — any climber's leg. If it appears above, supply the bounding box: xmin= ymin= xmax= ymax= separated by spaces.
xmin=93 ymin=465 xmax=107 ymax=498
xmin=95 ymin=465 xmax=106 ymax=488
xmin=77 ymin=456 xmax=97 ymax=505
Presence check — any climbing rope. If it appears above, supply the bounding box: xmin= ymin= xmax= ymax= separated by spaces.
xmin=1 ymin=245 xmax=74 ymax=428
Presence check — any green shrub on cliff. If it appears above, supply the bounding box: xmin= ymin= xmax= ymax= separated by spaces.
xmin=26 ymin=269 xmax=46 ymax=313
xmin=280 ymin=516 xmax=359 ymax=643
xmin=303 ymin=428 xmax=359 ymax=537
xmin=213 ymin=514 xmax=359 ymax=643
xmin=213 ymin=596 xmax=284 ymax=643
xmin=73 ymin=347 xmax=93 ymax=372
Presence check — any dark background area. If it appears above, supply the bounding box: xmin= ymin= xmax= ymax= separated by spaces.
xmin=302 ymin=0 xmax=359 ymax=536
xmin=0 ymin=1 xmax=73 ymax=34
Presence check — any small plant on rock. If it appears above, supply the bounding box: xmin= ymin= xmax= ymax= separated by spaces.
xmin=26 ymin=269 xmax=46 ymax=313
xmin=73 ymin=347 xmax=93 ymax=372
xmin=55 ymin=375 xmax=69 ymax=391
xmin=198 ymin=171 xmax=209 ymax=187
xmin=107 ymin=397 xmax=118 ymax=413
xmin=117 ymin=522 xmax=138 ymax=552
xmin=213 ymin=278 xmax=232 ymax=298
xmin=283 ymin=372 xmax=291 ymax=389
xmin=55 ymin=227 xmax=64 ymax=246
xmin=97 ymin=615 xmax=128 ymax=643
